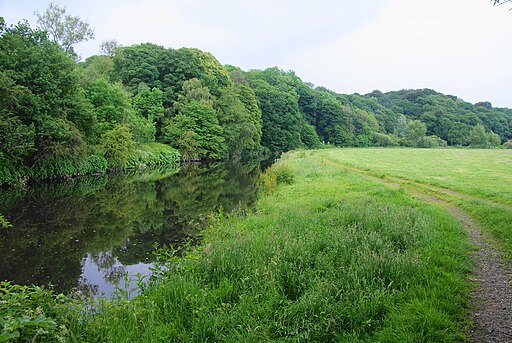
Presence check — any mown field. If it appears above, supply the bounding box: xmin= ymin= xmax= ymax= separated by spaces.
xmin=320 ymin=148 xmax=512 ymax=256
xmin=8 ymin=147 xmax=511 ymax=342
xmin=320 ymin=148 xmax=512 ymax=205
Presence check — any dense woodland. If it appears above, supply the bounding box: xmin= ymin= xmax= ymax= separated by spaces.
xmin=1 ymin=14 xmax=512 ymax=187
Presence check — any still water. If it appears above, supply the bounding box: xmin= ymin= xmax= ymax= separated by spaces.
xmin=0 ymin=160 xmax=261 ymax=298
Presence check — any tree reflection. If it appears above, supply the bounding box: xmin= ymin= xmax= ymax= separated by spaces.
xmin=0 ymin=160 xmax=260 ymax=294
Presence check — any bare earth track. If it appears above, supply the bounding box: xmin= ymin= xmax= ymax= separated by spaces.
xmin=321 ymin=156 xmax=512 ymax=343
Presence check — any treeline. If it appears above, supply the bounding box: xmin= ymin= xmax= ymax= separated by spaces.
xmin=2 ymin=17 xmax=512 ymax=186
xmin=0 ymin=19 xmax=180 ymax=186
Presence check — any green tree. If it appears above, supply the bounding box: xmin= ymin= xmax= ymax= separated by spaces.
xmin=216 ymin=85 xmax=261 ymax=156
xmin=300 ymin=124 xmax=321 ymax=148
xmin=314 ymin=91 xmax=354 ymax=146
xmin=487 ymin=131 xmax=502 ymax=147
xmin=250 ymin=79 xmax=302 ymax=152
xmin=0 ymin=71 xmax=36 ymax=164
xmin=406 ymin=120 xmax=427 ymax=147
xmin=100 ymin=39 xmax=119 ymax=57
xmin=0 ymin=19 xmax=91 ymax=165
xmin=468 ymin=124 xmax=488 ymax=148
xmin=101 ymin=124 xmax=135 ymax=168
xmin=35 ymin=2 xmax=94 ymax=58
xmin=162 ymin=101 xmax=226 ymax=160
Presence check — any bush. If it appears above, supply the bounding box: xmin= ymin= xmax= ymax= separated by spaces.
xmin=123 ymin=143 xmax=181 ymax=169
xmin=0 ymin=281 xmax=71 ymax=342
xmin=503 ymin=140 xmax=512 ymax=149
xmin=417 ymin=135 xmax=448 ymax=148
xmin=101 ymin=124 xmax=136 ymax=168
xmin=372 ymin=133 xmax=399 ymax=147
xmin=29 ymin=154 xmax=108 ymax=180
xmin=260 ymin=163 xmax=294 ymax=194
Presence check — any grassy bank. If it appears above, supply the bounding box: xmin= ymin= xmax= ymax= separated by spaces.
xmin=0 ymin=143 xmax=180 ymax=187
xmin=1 ymin=149 xmax=472 ymax=342
xmin=320 ymin=148 xmax=512 ymax=255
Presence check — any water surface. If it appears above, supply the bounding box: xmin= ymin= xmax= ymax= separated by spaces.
xmin=0 ymin=160 xmax=260 ymax=297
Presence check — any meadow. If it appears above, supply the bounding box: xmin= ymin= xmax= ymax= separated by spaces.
xmin=320 ymin=148 xmax=512 ymax=255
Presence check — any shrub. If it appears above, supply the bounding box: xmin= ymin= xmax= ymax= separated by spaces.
xmin=417 ymin=135 xmax=448 ymax=148
xmin=0 ymin=281 xmax=70 ymax=342
xmin=101 ymin=124 xmax=136 ymax=168
xmin=372 ymin=133 xmax=399 ymax=147
xmin=260 ymin=163 xmax=294 ymax=194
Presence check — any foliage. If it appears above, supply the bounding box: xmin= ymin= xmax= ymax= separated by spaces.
xmin=123 ymin=143 xmax=181 ymax=169
xmin=503 ymin=140 xmax=512 ymax=149
xmin=0 ymin=281 xmax=71 ymax=342
xmin=101 ymin=124 xmax=136 ymax=168
xmin=28 ymin=153 xmax=108 ymax=180
xmin=468 ymin=124 xmax=501 ymax=148
xmin=162 ymin=101 xmax=226 ymax=160
xmin=405 ymin=120 xmax=427 ymax=147
xmin=372 ymin=132 xmax=398 ymax=147
xmin=35 ymin=2 xmax=94 ymax=58
xmin=260 ymin=162 xmax=295 ymax=194
xmin=99 ymin=39 xmax=119 ymax=57
xmin=250 ymin=79 xmax=302 ymax=152
xmin=300 ymin=123 xmax=322 ymax=148
xmin=0 ymin=215 xmax=12 ymax=229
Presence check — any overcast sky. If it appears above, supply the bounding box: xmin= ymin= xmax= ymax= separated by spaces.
xmin=2 ymin=0 xmax=511 ymax=107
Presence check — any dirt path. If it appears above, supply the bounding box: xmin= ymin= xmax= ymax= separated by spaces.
xmin=321 ymin=156 xmax=512 ymax=342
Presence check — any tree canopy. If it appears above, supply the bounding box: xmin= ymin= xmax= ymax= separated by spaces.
xmin=35 ymin=2 xmax=94 ymax=59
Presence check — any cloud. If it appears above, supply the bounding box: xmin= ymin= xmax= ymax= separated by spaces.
xmin=289 ymin=0 xmax=512 ymax=106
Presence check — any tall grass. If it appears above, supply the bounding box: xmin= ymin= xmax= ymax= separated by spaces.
xmin=0 ymin=143 xmax=180 ymax=187
xmin=120 ymin=143 xmax=181 ymax=170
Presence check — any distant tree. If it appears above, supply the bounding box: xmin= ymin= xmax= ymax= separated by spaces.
xmin=216 ymin=85 xmax=261 ymax=155
xmin=35 ymin=2 xmax=94 ymax=58
xmin=100 ymin=39 xmax=119 ymax=57
xmin=300 ymin=124 xmax=322 ymax=148
xmin=250 ymin=79 xmax=302 ymax=152
xmin=176 ymin=130 xmax=200 ymax=161
xmin=487 ymin=131 xmax=501 ymax=147
xmin=162 ymin=101 xmax=226 ymax=159
xmin=468 ymin=124 xmax=488 ymax=148
xmin=406 ymin=120 xmax=427 ymax=147
xmin=372 ymin=133 xmax=398 ymax=147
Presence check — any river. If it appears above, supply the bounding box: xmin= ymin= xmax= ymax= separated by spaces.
xmin=0 ymin=160 xmax=261 ymax=298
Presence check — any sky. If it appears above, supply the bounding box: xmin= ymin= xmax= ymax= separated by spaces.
xmin=1 ymin=0 xmax=511 ymax=107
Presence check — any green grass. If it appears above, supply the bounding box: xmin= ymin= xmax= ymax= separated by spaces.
xmin=36 ymin=149 xmax=470 ymax=342
xmin=320 ymin=148 xmax=512 ymax=205
xmin=122 ymin=143 xmax=181 ymax=170
xmin=318 ymin=148 xmax=512 ymax=255
xmin=0 ymin=143 xmax=180 ymax=187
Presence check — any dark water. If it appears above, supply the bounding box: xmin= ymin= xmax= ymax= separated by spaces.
xmin=0 ymin=160 xmax=261 ymax=298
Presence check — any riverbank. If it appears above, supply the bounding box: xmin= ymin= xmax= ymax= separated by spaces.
xmin=2 ymin=149 xmax=474 ymax=342
xmin=0 ymin=143 xmax=180 ymax=187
